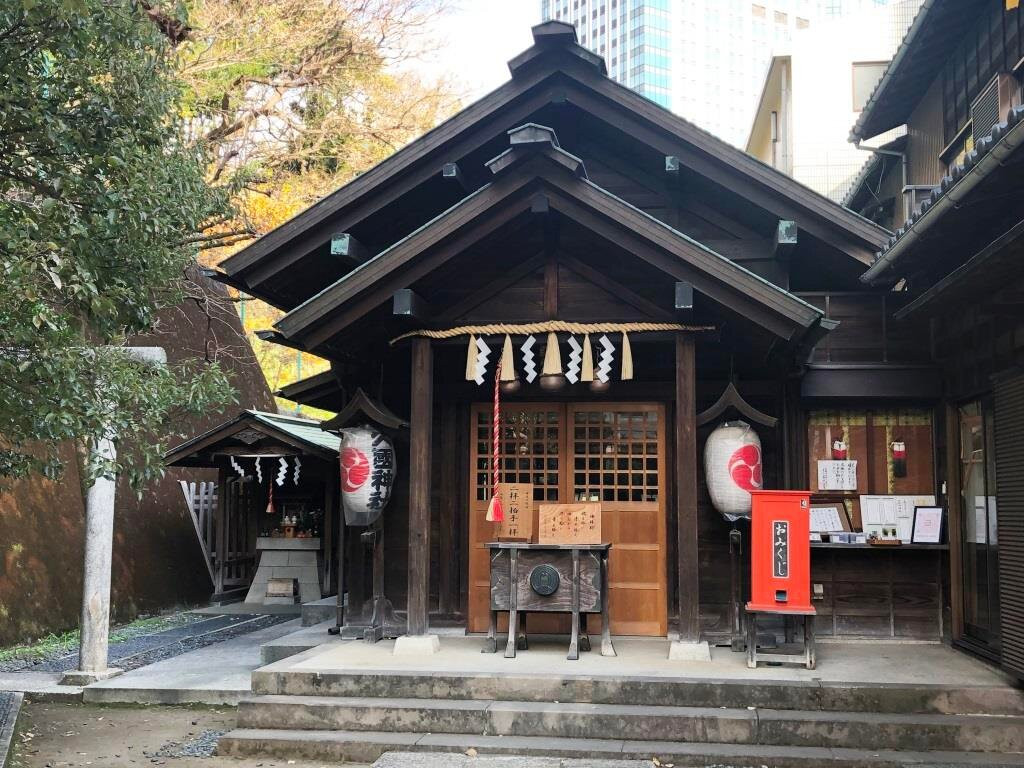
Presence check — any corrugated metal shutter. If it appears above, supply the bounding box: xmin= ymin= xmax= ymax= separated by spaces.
xmin=994 ymin=372 xmax=1024 ymax=680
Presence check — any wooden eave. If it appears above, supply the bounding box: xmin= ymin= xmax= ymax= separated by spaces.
xmin=276 ymin=370 xmax=338 ymax=405
xmin=893 ymin=217 xmax=1024 ymax=321
xmin=164 ymin=411 xmax=337 ymax=468
xmin=219 ymin=27 xmax=888 ymax=309
xmin=273 ymin=145 xmax=823 ymax=352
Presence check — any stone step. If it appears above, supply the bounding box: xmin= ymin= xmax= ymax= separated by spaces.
xmin=216 ymin=728 xmax=1024 ymax=767
xmin=235 ymin=695 xmax=1024 ymax=753
xmin=251 ymin=667 xmax=1024 ymax=716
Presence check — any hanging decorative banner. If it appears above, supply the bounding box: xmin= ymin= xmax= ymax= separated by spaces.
xmin=521 ymin=335 xmax=537 ymax=383
xmin=254 ymin=456 xmax=263 ymax=484
xmin=704 ymin=421 xmax=762 ymax=521
xmin=293 ymin=456 xmax=302 ymax=485
xmin=486 ymin=361 xmax=505 ymax=522
xmin=565 ymin=335 xmax=582 ymax=384
xmin=581 ymin=334 xmax=595 ymax=382
xmin=464 ymin=334 xmax=477 ymax=381
xmin=499 ymin=335 xmax=516 ymax=382
xmin=473 ymin=336 xmax=492 ymax=385
xmin=621 ymin=332 xmax=634 ymax=381
xmin=891 ymin=439 xmax=907 ymax=478
xmin=340 ymin=426 xmax=397 ymax=526
xmin=597 ymin=334 xmax=615 ymax=383
xmin=276 ymin=456 xmax=288 ymax=486
xmin=229 ymin=455 xmax=245 ymax=477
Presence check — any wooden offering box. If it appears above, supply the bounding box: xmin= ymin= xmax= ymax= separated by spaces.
xmin=484 ymin=542 xmax=614 ymax=660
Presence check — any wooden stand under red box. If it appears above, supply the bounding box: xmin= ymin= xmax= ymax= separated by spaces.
xmin=746 ymin=489 xmax=815 ymax=613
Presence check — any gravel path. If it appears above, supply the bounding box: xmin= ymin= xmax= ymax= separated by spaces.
xmin=2 ymin=612 xmax=293 ymax=674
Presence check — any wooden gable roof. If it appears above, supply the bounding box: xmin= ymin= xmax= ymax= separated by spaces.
xmin=272 ymin=125 xmax=826 ymax=356
xmin=164 ymin=410 xmax=339 ymax=468
xmin=215 ymin=21 xmax=889 ymax=311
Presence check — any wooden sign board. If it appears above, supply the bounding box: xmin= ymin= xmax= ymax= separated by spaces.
xmin=538 ymin=503 xmax=602 ymax=545
xmin=494 ymin=483 xmax=535 ymax=541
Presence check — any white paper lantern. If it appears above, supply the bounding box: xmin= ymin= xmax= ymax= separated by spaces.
xmin=339 ymin=426 xmax=396 ymax=526
xmin=704 ymin=421 xmax=762 ymax=521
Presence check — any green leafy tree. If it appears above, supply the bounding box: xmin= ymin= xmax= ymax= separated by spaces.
xmin=0 ymin=0 xmax=236 ymax=487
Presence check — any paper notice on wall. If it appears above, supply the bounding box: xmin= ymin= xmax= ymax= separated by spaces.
xmin=817 ymin=460 xmax=857 ymax=491
xmin=809 ymin=505 xmax=847 ymax=533
xmin=861 ymin=495 xmax=936 ymax=541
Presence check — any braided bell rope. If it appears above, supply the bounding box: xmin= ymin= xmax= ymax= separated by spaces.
xmin=391 ymin=320 xmax=711 ymax=345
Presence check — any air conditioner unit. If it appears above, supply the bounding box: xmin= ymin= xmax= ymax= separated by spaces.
xmin=971 ymin=74 xmax=1021 ymax=144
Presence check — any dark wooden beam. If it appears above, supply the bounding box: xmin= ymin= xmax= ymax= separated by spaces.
xmin=406 ymin=337 xmax=434 ymax=636
xmin=559 ymin=253 xmax=675 ymax=321
xmin=774 ymin=220 xmax=798 ymax=259
xmin=392 ymin=289 xmax=432 ymax=321
xmin=438 ymin=252 xmax=546 ymax=323
xmin=442 ymin=162 xmax=471 ymax=192
xmin=674 ymin=281 xmax=694 ymax=311
xmin=544 ymin=253 xmax=559 ymax=319
xmin=675 ymin=334 xmax=700 ymax=643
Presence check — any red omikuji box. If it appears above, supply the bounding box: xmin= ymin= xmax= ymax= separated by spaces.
xmin=746 ymin=490 xmax=815 ymax=614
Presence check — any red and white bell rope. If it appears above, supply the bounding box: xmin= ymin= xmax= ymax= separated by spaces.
xmin=486 ymin=360 xmax=505 ymax=522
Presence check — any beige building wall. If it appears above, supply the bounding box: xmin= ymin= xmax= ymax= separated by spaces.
xmin=746 ymin=0 xmax=923 ymax=202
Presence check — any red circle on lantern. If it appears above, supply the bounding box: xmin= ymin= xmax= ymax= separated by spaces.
xmin=728 ymin=443 xmax=762 ymax=492
xmin=341 ymin=447 xmax=370 ymax=492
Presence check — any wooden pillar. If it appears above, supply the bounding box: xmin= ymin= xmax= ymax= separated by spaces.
xmin=407 ymin=337 xmax=434 ymax=635
xmin=944 ymin=401 xmax=964 ymax=641
xmin=215 ymin=468 xmax=228 ymax=596
xmin=323 ymin=463 xmax=335 ymax=593
xmin=675 ymin=334 xmax=700 ymax=642
xmin=438 ymin=401 xmax=458 ymax=616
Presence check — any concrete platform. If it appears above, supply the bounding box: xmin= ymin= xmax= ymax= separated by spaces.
xmin=257 ymin=634 xmax=1014 ymax=689
xmin=0 ymin=672 xmax=83 ymax=702
xmin=81 ymin=619 xmax=303 ymax=706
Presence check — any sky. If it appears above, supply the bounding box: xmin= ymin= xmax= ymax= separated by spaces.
xmin=420 ymin=1 xmax=542 ymax=102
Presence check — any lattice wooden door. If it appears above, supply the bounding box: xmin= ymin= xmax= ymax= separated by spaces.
xmin=467 ymin=402 xmax=667 ymax=636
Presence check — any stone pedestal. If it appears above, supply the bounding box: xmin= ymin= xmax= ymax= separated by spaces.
xmin=668 ymin=639 xmax=712 ymax=662
xmin=393 ymin=634 xmax=440 ymax=656
xmin=246 ymin=537 xmax=322 ymax=604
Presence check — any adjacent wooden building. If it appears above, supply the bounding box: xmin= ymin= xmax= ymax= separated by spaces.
xmin=189 ymin=17 xmax=1021 ymax=678
xmin=847 ymin=0 xmax=1024 ymax=680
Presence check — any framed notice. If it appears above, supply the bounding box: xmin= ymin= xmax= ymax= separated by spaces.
xmin=911 ymin=506 xmax=944 ymax=544
xmin=494 ymin=482 xmax=534 ymax=541
xmin=538 ymin=503 xmax=602 ymax=545
xmin=817 ymin=460 xmax=858 ymax=491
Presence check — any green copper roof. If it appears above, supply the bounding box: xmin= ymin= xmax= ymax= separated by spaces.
xmin=248 ymin=410 xmax=340 ymax=453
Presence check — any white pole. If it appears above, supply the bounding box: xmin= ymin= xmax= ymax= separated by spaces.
xmin=61 ymin=347 xmax=166 ymax=686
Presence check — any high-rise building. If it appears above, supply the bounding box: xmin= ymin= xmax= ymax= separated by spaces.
xmin=539 ymin=1 xmax=911 ymax=146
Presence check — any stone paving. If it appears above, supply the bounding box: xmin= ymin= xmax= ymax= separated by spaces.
xmin=374 ymin=755 xmax=658 ymax=768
